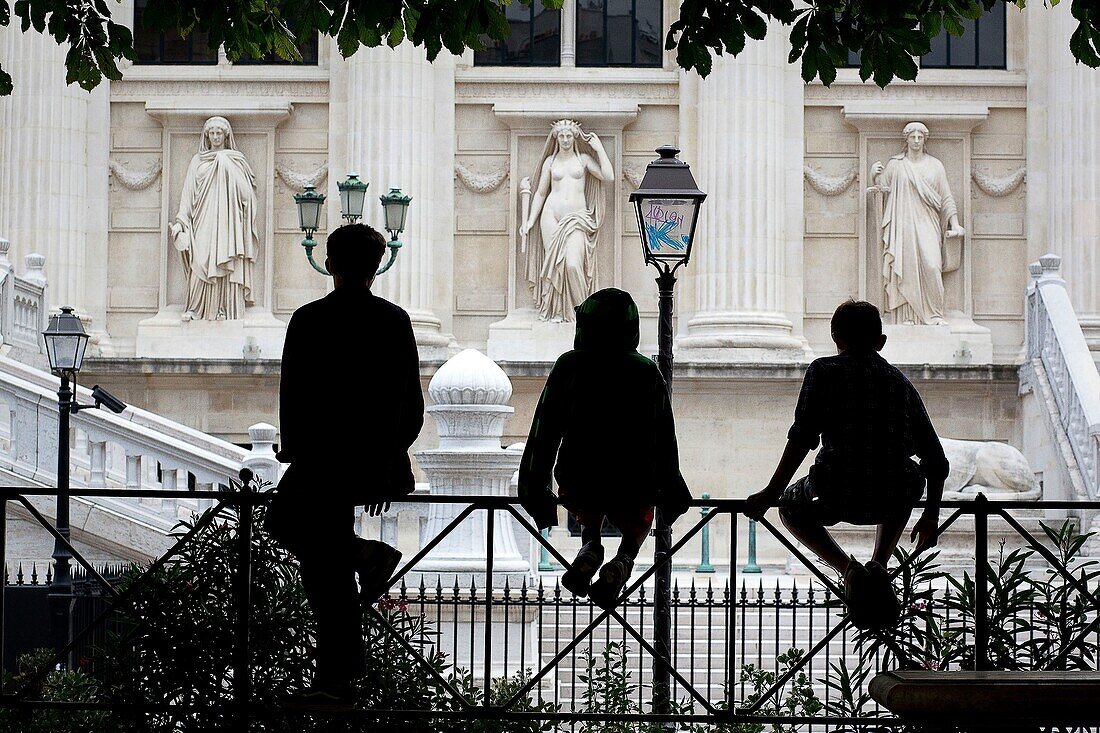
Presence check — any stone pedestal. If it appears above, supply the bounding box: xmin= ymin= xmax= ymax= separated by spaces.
xmin=487 ymin=311 xmax=575 ymax=362
xmin=882 ymin=314 xmax=993 ymax=365
xmin=135 ymin=306 xmax=287 ymax=359
xmin=414 ymin=349 xmax=529 ymax=586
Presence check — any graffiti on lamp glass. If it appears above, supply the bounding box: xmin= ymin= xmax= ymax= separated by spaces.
xmin=644 ymin=202 xmax=690 ymax=251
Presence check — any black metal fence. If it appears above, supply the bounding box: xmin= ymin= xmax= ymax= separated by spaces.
xmin=0 ymin=479 xmax=1098 ymax=731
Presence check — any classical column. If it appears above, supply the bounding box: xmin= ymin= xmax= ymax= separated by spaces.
xmin=678 ymin=26 xmax=807 ymax=362
xmin=0 ymin=26 xmax=94 ymax=316
xmin=345 ymin=44 xmax=453 ymax=360
xmin=1041 ymin=5 xmax=1100 ymax=349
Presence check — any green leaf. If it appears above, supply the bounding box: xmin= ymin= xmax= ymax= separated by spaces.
xmin=0 ymin=64 xmax=10 ymax=95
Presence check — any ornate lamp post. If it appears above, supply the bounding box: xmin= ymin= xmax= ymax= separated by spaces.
xmin=43 ymin=308 xmax=128 ymax=661
xmin=294 ymin=174 xmax=412 ymax=277
xmin=629 ymin=145 xmax=706 ymax=715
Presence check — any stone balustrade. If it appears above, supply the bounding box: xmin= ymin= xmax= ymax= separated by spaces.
xmin=1023 ymin=254 xmax=1100 ymax=501
xmin=0 ymin=353 xmax=280 ymax=558
xmin=0 ymin=238 xmax=48 ymax=356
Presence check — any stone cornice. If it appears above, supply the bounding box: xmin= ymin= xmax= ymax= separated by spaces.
xmin=82 ymin=357 xmax=1019 ymax=383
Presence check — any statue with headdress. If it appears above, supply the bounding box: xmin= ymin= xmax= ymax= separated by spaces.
xmin=169 ymin=116 xmax=258 ymax=321
xmin=519 ymin=119 xmax=614 ymax=322
xmin=870 ymin=122 xmax=965 ymax=326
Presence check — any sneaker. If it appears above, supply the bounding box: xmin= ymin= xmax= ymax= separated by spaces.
xmin=282 ymin=684 xmax=357 ymax=712
xmin=561 ymin=542 xmax=604 ymax=597
xmin=588 ymin=555 xmax=634 ymax=611
xmin=864 ymin=560 xmax=902 ymax=630
xmin=842 ymin=557 xmax=874 ymax=631
xmin=355 ymin=540 xmax=403 ymax=607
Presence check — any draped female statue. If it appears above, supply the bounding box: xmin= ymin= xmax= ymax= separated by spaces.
xmin=169 ymin=116 xmax=259 ymax=321
xmin=519 ymin=120 xmax=614 ymax=322
xmin=871 ymin=122 xmax=965 ymax=326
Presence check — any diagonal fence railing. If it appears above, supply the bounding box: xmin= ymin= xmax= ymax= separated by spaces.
xmin=0 ymin=472 xmax=1098 ymax=730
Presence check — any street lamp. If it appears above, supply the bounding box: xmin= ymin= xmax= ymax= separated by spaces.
xmin=42 ymin=307 xmax=128 ymax=662
xmin=628 ymin=145 xmax=706 ymax=715
xmin=293 ymin=174 xmax=412 ymax=277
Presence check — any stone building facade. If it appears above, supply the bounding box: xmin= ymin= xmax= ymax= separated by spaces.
xmin=0 ymin=2 xmax=1092 ymax=539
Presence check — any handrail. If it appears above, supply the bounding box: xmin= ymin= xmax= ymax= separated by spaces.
xmin=0 ymin=476 xmax=1097 ymax=727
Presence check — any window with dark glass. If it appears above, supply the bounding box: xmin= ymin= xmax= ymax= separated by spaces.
xmin=922 ymin=4 xmax=1006 ymax=69
xmin=576 ymin=0 xmax=662 ymax=67
xmin=474 ymin=1 xmax=561 ymax=66
xmin=841 ymin=5 xmax=1005 ymax=70
xmin=134 ymin=0 xmax=319 ymax=65
xmin=133 ymin=0 xmax=217 ymax=64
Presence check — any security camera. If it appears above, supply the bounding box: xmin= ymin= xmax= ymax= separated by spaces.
xmin=91 ymin=385 xmax=127 ymax=414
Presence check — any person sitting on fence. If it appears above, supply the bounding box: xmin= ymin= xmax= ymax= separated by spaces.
xmin=744 ymin=299 xmax=948 ymax=631
xmin=266 ymin=223 xmax=424 ymax=710
xmin=518 ymin=288 xmax=692 ymax=611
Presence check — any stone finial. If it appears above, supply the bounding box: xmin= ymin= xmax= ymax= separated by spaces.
xmin=428 ymin=348 xmax=513 ymax=406
xmin=243 ymin=422 xmax=280 ymax=485
xmin=426 ymin=349 xmax=514 ymax=450
xmin=1038 ymin=253 xmax=1062 ymax=276
xmin=1028 ymin=262 xmax=1044 ymax=280
xmin=0 ymin=238 xmax=11 ymax=273
xmin=22 ymin=253 xmax=47 ymax=286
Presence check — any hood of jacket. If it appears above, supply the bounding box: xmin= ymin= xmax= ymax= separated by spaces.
xmin=573 ymin=288 xmax=640 ymax=352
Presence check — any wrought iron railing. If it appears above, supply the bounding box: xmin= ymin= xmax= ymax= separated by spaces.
xmin=0 ymin=477 xmax=1098 ymax=730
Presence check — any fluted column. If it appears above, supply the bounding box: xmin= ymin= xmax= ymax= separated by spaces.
xmin=0 ymin=26 xmax=91 ymax=315
xmin=678 ymin=26 xmax=807 ymax=362
xmin=1043 ymin=5 xmax=1100 ymax=349
xmin=345 ymin=44 xmax=453 ymax=360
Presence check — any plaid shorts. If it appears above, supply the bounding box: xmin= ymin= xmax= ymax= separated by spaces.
xmin=779 ymin=475 xmax=919 ymax=527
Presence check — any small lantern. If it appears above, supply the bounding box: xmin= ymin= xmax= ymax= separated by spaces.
xmin=628 ymin=146 xmax=706 ymax=268
xmin=43 ymin=307 xmax=89 ymax=376
xmin=338 ymin=172 xmax=369 ymax=223
xmin=380 ymin=187 xmax=412 ymax=241
xmin=294 ymin=185 xmax=325 ymax=237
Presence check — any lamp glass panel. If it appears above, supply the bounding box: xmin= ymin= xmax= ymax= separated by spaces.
xmin=298 ymin=199 xmax=322 ymax=231
xmin=637 ymin=197 xmax=697 ymax=259
xmin=345 ymin=187 xmax=367 ymax=220
xmin=46 ymin=334 xmax=86 ymax=371
xmin=384 ymin=200 xmax=408 ymax=233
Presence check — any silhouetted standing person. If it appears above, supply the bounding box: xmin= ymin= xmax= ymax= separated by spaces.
xmin=518 ymin=288 xmax=691 ymax=610
xmin=267 ymin=223 xmax=424 ymax=709
xmin=745 ymin=300 xmax=947 ymax=631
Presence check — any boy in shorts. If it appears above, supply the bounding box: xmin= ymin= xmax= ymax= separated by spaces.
xmin=744 ymin=300 xmax=948 ymax=630
xmin=518 ymin=288 xmax=692 ymax=611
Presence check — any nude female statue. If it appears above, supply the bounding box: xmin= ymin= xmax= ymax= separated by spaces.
xmin=520 ymin=120 xmax=615 ymax=322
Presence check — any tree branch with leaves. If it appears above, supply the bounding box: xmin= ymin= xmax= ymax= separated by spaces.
xmin=1 ymin=0 xmax=1099 ymax=97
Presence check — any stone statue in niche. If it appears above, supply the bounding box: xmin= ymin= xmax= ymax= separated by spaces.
xmin=169 ymin=116 xmax=258 ymax=321
xmin=870 ymin=122 xmax=965 ymax=326
xmin=519 ymin=119 xmax=614 ymax=323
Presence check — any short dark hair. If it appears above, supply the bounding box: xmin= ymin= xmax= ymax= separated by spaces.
xmin=831 ymin=299 xmax=882 ymax=350
xmin=326 ymin=224 xmax=386 ymax=281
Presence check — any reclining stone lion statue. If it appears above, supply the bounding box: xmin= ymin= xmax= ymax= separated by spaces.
xmin=940 ymin=438 xmax=1040 ymax=501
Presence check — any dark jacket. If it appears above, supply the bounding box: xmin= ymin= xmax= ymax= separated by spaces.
xmin=278 ymin=285 xmax=424 ymax=503
xmin=517 ymin=288 xmax=692 ymax=529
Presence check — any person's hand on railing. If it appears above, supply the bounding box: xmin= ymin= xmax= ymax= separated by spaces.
xmin=364 ymin=501 xmax=391 ymax=517
xmin=744 ymin=485 xmax=782 ymax=521
xmin=910 ymin=511 xmax=939 ymax=551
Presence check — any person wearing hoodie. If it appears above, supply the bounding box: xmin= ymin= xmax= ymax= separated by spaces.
xmin=518 ymin=288 xmax=692 ymax=610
